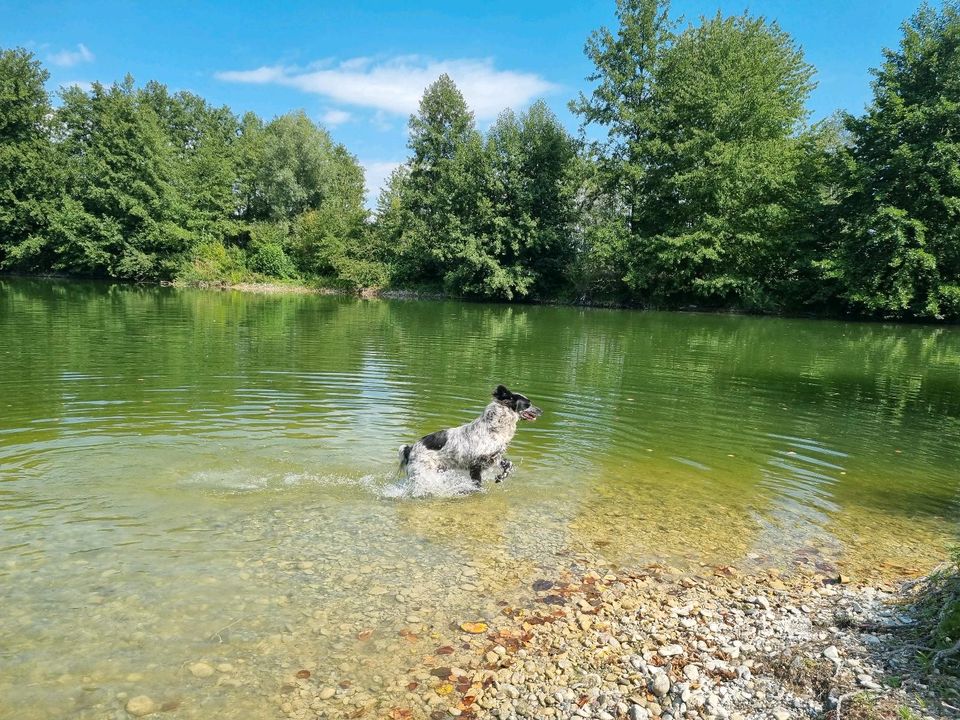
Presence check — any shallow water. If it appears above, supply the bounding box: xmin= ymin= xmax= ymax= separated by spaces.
xmin=1 ymin=278 xmax=958 ymax=719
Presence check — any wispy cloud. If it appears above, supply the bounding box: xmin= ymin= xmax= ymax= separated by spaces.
xmin=320 ymin=109 xmax=352 ymax=127
xmin=48 ymin=43 xmax=94 ymax=68
xmin=216 ymin=56 xmax=556 ymax=121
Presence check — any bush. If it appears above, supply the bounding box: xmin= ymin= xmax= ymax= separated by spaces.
xmin=248 ymin=242 xmax=295 ymax=278
xmin=177 ymin=239 xmax=248 ymax=284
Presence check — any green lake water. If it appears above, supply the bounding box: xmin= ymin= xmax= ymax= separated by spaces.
xmin=1 ymin=278 xmax=958 ymax=719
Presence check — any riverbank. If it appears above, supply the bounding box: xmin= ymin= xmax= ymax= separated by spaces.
xmin=268 ymin=562 xmax=959 ymax=720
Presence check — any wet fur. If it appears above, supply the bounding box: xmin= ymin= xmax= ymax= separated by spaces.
xmin=398 ymin=385 xmax=541 ymax=488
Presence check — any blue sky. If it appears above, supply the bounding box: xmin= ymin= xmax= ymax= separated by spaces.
xmin=2 ymin=0 xmax=923 ymax=204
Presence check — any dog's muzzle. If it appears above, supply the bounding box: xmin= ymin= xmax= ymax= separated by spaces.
xmin=520 ymin=406 xmax=542 ymax=421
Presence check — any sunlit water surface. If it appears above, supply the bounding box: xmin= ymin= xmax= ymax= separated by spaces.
xmin=1 ymin=279 xmax=958 ymax=719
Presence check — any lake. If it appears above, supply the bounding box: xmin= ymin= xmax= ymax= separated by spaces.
xmin=1 ymin=278 xmax=958 ymax=719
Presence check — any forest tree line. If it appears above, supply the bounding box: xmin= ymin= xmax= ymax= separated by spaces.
xmin=1 ymin=0 xmax=959 ymax=320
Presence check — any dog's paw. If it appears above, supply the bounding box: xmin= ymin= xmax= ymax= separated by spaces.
xmin=494 ymin=459 xmax=513 ymax=483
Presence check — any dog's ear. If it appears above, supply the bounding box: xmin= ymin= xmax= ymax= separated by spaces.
xmin=493 ymin=384 xmax=512 ymax=401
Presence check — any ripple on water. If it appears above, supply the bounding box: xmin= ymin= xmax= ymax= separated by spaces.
xmin=2 ymin=281 xmax=959 ymax=718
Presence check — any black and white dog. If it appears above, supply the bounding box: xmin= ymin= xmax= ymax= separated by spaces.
xmin=398 ymin=385 xmax=542 ymax=487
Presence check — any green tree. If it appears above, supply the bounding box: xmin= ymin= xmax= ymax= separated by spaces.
xmin=632 ymin=13 xmax=817 ymax=309
xmin=570 ymin=0 xmax=674 ymax=246
xmin=51 ymin=77 xmax=188 ymax=279
xmin=478 ymin=101 xmax=578 ymax=298
xmin=832 ymin=1 xmax=960 ymax=319
xmin=248 ymin=111 xmax=347 ymax=222
xmin=394 ymin=74 xmax=482 ymax=287
xmin=289 ymin=144 xmax=381 ymax=288
xmin=0 ymin=48 xmax=60 ymax=271
xmin=140 ymin=82 xmax=241 ymax=241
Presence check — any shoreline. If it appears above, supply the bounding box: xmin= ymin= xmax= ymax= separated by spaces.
xmin=6 ymin=274 xmax=960 ymax=324
xmin=263 ymin=562 xmax=958 ymax=720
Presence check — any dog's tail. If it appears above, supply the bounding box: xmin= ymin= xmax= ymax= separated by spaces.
xmin=397 ymin=444 xmax=412 ymax=469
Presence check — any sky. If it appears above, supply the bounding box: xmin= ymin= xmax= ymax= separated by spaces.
xmin=2 ymin=0 xmax=924 ymax=205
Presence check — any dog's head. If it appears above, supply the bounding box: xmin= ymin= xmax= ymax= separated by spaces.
xmin=493 ymin=385 xmax=542 ymax=421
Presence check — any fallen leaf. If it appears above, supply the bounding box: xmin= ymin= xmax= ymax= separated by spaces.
xmin=435 ymin=645 xmax=455 ymax=655
xmin=459 ymin=622 xmax=488 ymax=634
xmin=532 ymin=579 xmax=553 ymax=592
xmin=357 ymin=629 xmax=374 ymax=641
xmin=429 ymin=667 xmax=452 ymax=679
xmin=295 ymin=670 xmax=311 ymax=679
xmin=406 ymin=682 xmax=419 ymax=691
xmin=388 ymin=708 xmax=412 ymax=720
xmin=436 ymin=683 xmax=454 ymax=696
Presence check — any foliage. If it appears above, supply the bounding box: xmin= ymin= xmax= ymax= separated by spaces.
xmin=573 ymin=3 xmax=823 ymax=310
xmin=0 ymin=52 xmax=367 ymax=286
xmin=177 ymin=238 xmax=248 ymax=285
xmin=50 ymin=77 xmax=188 ymax=280
xmin=0 ymin=49 xmax=62 ymax=271
xmin=831 ymin=1 xmax=960 ymax=320
xmin=247 ymin=222 xmax=296 ymax=279
xmin=379 ymin=77 xmax=579 ymax=299
xmin=570 ymin=0 xmax=675 ymax=242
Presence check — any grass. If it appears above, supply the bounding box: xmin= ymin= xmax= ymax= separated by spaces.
xmin=909 ymin=547 xmax=960 ymax=675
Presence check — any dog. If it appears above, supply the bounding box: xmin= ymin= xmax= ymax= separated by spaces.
xmin=398 ymin=385 xmax=542 ymax=488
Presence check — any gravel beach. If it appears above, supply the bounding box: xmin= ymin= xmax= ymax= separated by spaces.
xmin=267 ymin=561 xmax=958 ymax=720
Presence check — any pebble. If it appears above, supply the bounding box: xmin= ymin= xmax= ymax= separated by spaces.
xmin=658 ymin=644 xmax=684 ymax=657
xmin=319 ymin=687 xmax=336 ymax=700
xmin=189 ymin=662 xmax=215 ymax=678
xmin=650 ymin=672 xmax=671 ymax=697
xmin=125 ymin=695 xmax=156 ymax=716
xmin=823 ymin=646 xmax=841 ymax=662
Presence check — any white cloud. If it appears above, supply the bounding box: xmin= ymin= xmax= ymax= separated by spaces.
xmin=362 ymin=160 xmax=402 ymax=207
xmin=48 ymin=43 xmax=94 ymax=68
xmin=217 ymin=56 xmax=556 ymax=121
xmin=320 ymin=109 xmax=352 ymax=127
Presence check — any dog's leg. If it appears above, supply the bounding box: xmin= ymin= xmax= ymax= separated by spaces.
xmin=469 ymin=464 xmax=483 ymax=488
xmin=494 ymin=458 xmax=513 ymax=483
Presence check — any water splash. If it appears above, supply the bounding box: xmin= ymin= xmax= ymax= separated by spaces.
xmin=380 ymin=467 xmax=484 ymax=499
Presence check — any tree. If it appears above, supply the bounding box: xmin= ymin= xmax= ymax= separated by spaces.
xmin=392 ymin=74 xmax=481 ymax=287
xmin=478 ymin=101 xmax=578 ymax=298
xmin=632 ymin=13 xmax=817 ymax=309
xmin=50 ymin=77 xmax=188 ymax=279
xmin=570 ymin=0 xmax=675 ymax=244
xmin=0 ymin=48 xmax=60 ymax=271
xmin=140 ymin=82 xmax=241 ymax=241
xmin=289 ymin=144 xmax=380 ymax=287
xmin=832 ymin=1 xmax=960 ymax=319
